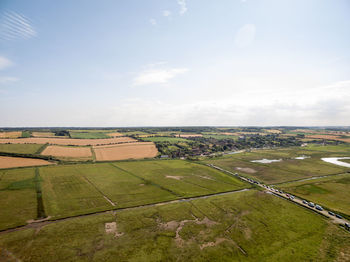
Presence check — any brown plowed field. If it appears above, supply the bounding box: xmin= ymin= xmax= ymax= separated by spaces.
xmin=0 ymin=131 xmax=22 ymax=138
xmin=0 ymin=156 xmax=53 ymax=169
xmin=41 ymin=146 xmax=92 ymax=158
xmin=0 ymin=137 xmax=136 ymax=146
xmin=93 ymin=142 xmax=158 ymax=161
xmin=107 ymin=132 xmax=124 ymax=137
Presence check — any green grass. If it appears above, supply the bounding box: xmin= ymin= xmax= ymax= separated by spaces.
xmin=115 ymin=160 xmax=248 ymax=197
xmin=0 ymin=168 xmax=37 ymax=230
xmin=0 ymin=144 xmax=44 ymax=154
xmin=69 ymin=132 xmax=110 ymax=139
xmin=21 ymin=131 xmax=31 ymax=138
xmin=39 ymin=165 xmax=112 ymax=218
xmin=141 ymin=136 xmax=189 ymax=142
xmin=70 ymin=163 xmax=177 ymax=207
xmin=0 ymin=190 xmax=349 ymax=261
xmin=202 ymin=146 xmax=350 ymax=184
xmin=278 ymin=173 xmax=350 ymax=217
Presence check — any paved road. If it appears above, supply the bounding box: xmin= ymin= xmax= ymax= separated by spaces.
xmin=208 ymin=164 xmax=350 ymax=230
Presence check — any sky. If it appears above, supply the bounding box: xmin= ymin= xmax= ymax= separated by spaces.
xmin=0 ymin=0 xmax=350 ymax=127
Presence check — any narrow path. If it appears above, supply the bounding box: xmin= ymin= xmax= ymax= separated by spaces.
xmin=0 ymin=187 xmax=251 ymax=235
xmin=209 ymin=164 xmax=350 ymax=230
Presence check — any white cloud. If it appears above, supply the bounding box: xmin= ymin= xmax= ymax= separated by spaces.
xmin=149 ymin=18 xmax=157 ymax=26
xmin=133 ymin=66 xmax=189 ymax=86
xmin=177 ymin=0 xmax=187 ymax=15
xmin=0 ymin=56 xmax=13 ymax=70
xmin=0 ymin=11 xmax=37 ymax=41
xmin=235 ymin=24 xmax=256 ymax=48
xmin=0 ymin=76 xmax=19 ymax=84
xmin=163 ymin=10 xmax=171 ymax=17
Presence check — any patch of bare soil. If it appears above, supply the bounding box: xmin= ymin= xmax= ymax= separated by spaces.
xmin=166 ymin=175 xmax=183 ymax=180
xmin=158 ymin=216 xmax=218 ymax=246
xmin=235 ymin=167 xmax=257 ymax=174
xmin=105 ymin=222 xmax=124 ymax=238
xmin=196 ymin=175 xmax=213 ymax=180
xmin=200 ymin=238 xmax=229 ymax=250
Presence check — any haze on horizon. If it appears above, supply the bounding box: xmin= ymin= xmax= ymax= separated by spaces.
xmin=0 ymin=0 xmax=349 ymax=127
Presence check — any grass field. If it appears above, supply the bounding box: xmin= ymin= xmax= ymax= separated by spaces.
xmin=202 ymin=146 xmax=350 ymax=184
xmin=0 ymin=190 xmax=349 ymax=261
xmin=0 ymin=168 xmax=37 ymax=230
xmin=69 ymin=132 xmax=110 ymax=139
xmin=115 ymin=160 xmax=248 ymax=197
xmin=40 ymin=165 xmax=112 ymax=218
xmin=18 ymin=160 xmax=247 ymax=220
xmin=278 ymin=173 xmax=350 ymax=217
xmin=140 ymin=136 xmax=189 ymax=142
xmin=0 ymin=143 xmax=44 ymax=154
xmin=31 ymin=132 xmax=56 ymax=137
xmin=71 ymin=163 xmax=176 ymax=207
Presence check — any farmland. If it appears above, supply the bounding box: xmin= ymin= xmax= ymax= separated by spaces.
xmin=0 ymin=127 xmax=349 ymax=261
xmin=0 ymin=137 xmax=136 ymax=146
xmin=69 ymin=132 xmax=110 ymax=139
xmin=0 ymin=190 xmax=349 ymax=261
xmin=0 ymin=131 xmax=22 ymax=138
xmin=41 ymin=145 xmax=92 ymax=160
xmin=0 ymin=156 xmax=53 ymax=169
xmin=93 ymin=142 xmax=158 ymax=161
xmin=31 ymin=132 xmax=56 ymax=137
xmin=141 ymin=136 xmax=189 ymax=142
xmin=0 ymin=143 xmax=44 ymax=154
xmin=0 ymin=168 xmax=37 ymax=230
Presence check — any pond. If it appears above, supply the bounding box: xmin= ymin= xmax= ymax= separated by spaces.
xmin=321 ymin=157 xmax=350 ymax=168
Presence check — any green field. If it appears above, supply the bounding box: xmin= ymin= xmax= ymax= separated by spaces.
xmin=278 ymin=173 xmax=350 ymax=217
xmin=141 ymin=136 xmax=189 ymax=142
xmin=66 ymin=163 xmax=176 ymax=208
xmin=0 ymin=190 xmax=349 ymax=261
xmin=203 ymin=134 xmax=238 ymax=140
xmin=33 ymin=160 xmax=248 ymax=219
xmin=40 ymin=165 xmax=113 ymax=218
xmin=115 ymin=160 xmax=248 ymax=197
xmin=0 ymin=168 xmax=37 ymax=230
xmin=0 ymin=143 xmax=44 ymax=154
xmin=202 ymin=146 xmax=350 ymax=184
xmin=69 ymin=132 xmax=110 ymax=139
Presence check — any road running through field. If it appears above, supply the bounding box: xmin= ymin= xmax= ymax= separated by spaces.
xmin=208 ymin=164 xmax=350 ymax=229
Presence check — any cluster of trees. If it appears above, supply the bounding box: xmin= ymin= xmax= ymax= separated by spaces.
xmin=156 ymin=134 xmax=303 ymax=158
